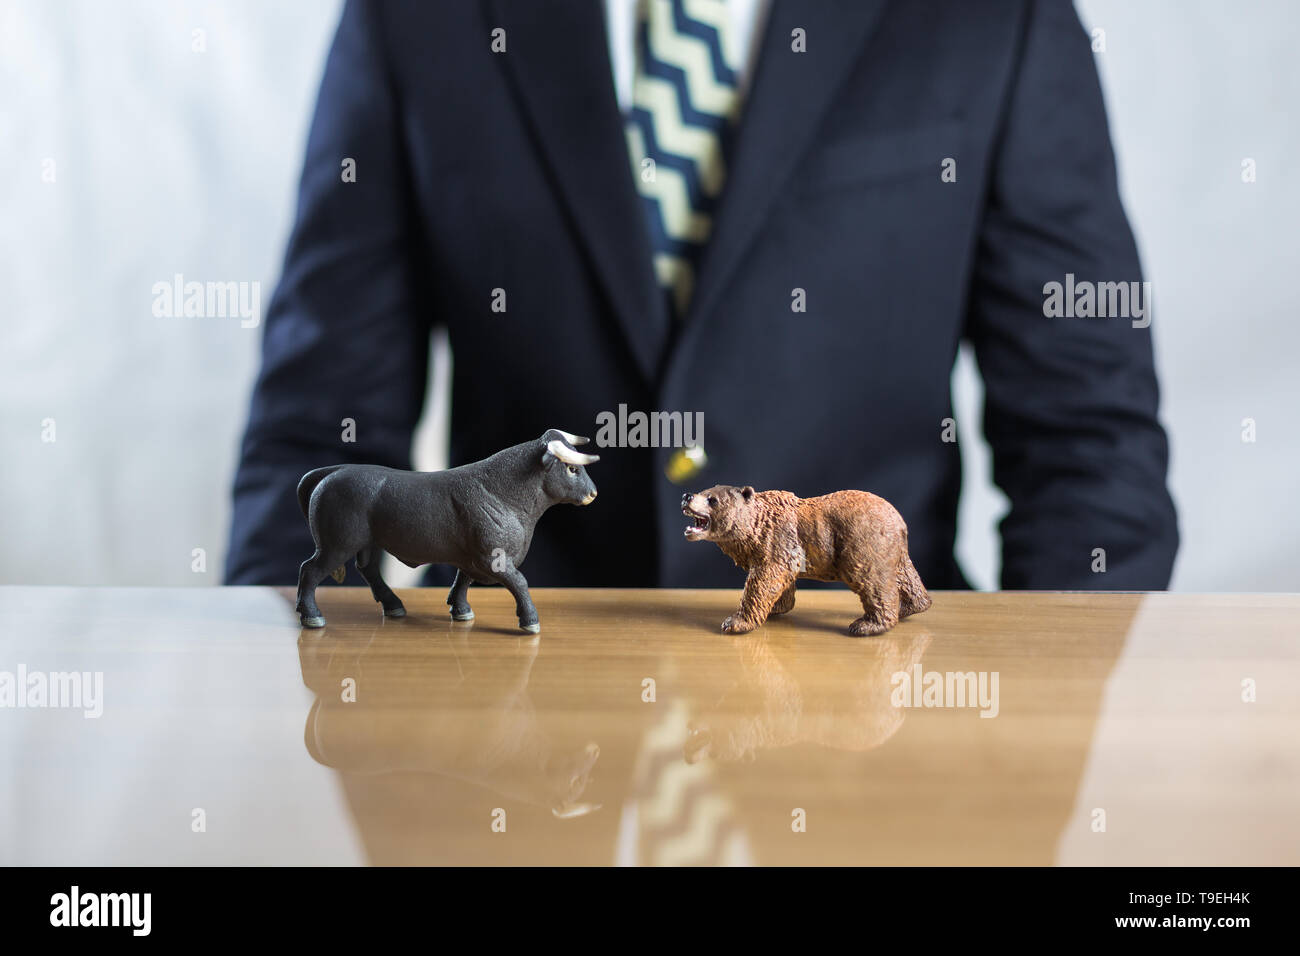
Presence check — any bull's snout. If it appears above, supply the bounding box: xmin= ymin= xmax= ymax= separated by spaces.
xmin=581 ymin=486 xmax=598 ymax=506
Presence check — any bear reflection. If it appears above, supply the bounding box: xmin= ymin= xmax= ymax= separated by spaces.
xmin=299 ymin=625 xmax=600 ymax=819
xmin=683 ymin=630 xmax=931 ymax=764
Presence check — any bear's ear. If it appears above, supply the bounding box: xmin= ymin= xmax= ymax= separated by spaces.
xmin=741 ymin=486 xmax=755 ymax=501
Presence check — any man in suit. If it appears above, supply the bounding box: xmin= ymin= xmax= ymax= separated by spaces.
xmin=226 ymin=0 xmax=1179 ymax=592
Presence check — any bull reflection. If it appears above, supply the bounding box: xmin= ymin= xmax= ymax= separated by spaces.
xmin=298 ymin=624 xmax=601 ymax=820
xmin=682 ymin=629 xmax=931 ymax=763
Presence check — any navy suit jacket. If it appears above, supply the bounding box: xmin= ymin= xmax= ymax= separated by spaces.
xmin=227 ymin=0 xmax=1178 ymax=590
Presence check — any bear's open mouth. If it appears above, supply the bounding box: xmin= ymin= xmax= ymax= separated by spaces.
xmin=683 ymin=506 xmax=711 ymax=537
xmin=681 ymin=509 xmax=712 ymax=538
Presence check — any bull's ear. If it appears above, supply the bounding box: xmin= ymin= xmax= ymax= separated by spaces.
xmin=540 ymin=446 xmax=557 ymax=467
xmin=544 ymin=439 xmax=600 ymax=466
xmin=741 ymin=486 xmax=755 ymax=501
xmin=555 ymin=429 xmax=590 ymax=446
xmin=541 ymin=428 xmax=590 ymax=446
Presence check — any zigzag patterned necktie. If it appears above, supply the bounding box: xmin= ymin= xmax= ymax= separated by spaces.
xmin=626 ymin=0 xmax=741 ymax=320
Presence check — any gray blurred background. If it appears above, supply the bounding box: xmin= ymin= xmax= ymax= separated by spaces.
xmin=1 ymin=0 xmax=1296 ymax=590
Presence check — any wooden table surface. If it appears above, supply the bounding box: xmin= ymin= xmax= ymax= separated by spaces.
xmin=1 ymin=586 xmax=1296 ymax=866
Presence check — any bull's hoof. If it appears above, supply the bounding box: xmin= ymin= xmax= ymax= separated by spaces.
xmin=383 ymin=605 xmax=406 ymax=618
xmin=300 ymin=615 xmax=326 ymax=629
xmin=520 ymin=622 xmax=541 ymax=634
xmin=450 ymin=610 xmax=475 ymax=621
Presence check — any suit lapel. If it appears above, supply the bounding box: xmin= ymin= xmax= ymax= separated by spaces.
xmin=490 ymin=0 xmax=669 ymax=387
xmin=682 ymin=0 xmax=891 ymax=331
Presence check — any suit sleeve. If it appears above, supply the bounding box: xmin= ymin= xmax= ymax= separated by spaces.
xmin=967 ymin=0 xmax=1178 ymax=589
xmin=225 ymin=0 xmax=431 ymax=584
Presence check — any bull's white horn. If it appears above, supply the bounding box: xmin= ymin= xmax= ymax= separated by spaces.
xmin=547 ymin=440 xmax=600 ymax=466
xmin=555 ymin=429 xmax=590 ymax=446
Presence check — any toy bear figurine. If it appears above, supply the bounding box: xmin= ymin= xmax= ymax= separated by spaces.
xmin=294 ymin=429 xmax=599 ymax=632
xmin=682 ymin=485 xmax=931 ymax=636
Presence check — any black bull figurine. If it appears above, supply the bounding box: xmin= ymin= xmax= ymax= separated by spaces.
xmin=294 ymin=429 xmax=599 ymax=632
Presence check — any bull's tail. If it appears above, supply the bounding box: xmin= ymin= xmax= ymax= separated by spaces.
xmin=296 ymin=465 xmax=346 ymax=519
xmin=297 ymin=465 xmax=350 ymax=583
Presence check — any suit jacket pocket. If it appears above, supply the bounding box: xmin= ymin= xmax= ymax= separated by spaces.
xmin=795 ymin=119 xmax=963 ymax=195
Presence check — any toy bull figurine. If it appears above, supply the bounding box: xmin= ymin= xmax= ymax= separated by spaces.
xmin=294 ymin=429 xmax=599 ymax=633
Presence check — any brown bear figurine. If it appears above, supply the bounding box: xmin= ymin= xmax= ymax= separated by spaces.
xmin=682 ymin=486 xmax=931 ymax=636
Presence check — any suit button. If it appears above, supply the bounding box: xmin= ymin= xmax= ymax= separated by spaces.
xmin=665 ymin=445 xmax=708 ymax=484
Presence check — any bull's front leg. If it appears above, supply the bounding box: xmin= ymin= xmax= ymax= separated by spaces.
xmin=489 ymin=563 xmax=540 ymax=634
xmin=723 ymin=565 xmax=796 ymax=635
